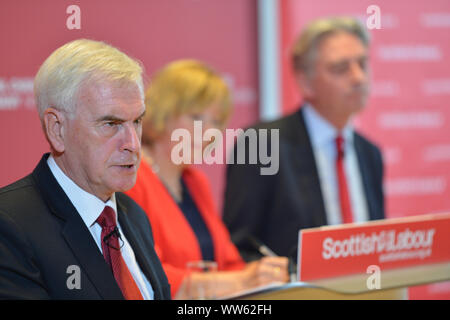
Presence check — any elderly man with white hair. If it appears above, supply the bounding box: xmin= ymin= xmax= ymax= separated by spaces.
xmin=0 ymin=39 xmax=170 ymax=300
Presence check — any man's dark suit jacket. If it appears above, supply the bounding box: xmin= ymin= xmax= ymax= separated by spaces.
xmin=0 ymin=154 xmax=171 ymax=299
xmin=223 ymin=107 xmax=385 ymax=262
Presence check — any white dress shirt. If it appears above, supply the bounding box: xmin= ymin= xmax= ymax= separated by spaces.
xmin=47 ymin=155 xmax=154 ymax=299
xmin=302 ymin=104 xmax=369 ymax=225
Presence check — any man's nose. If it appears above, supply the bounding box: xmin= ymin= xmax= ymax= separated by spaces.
xmin=349 ymin=61 xmax=367 ymax=85
xmin=122 ymin=122 xmax=141 ymax=153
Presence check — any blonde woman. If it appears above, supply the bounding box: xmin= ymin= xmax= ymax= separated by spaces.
xmin=126 ymin=60 xmax=288 ymax=299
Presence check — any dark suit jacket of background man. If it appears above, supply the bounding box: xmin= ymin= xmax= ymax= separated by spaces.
xmin=0 ymin=153 xmax=171 ymax=299
xmin=223 ymin=106 xmax=385 ymax=262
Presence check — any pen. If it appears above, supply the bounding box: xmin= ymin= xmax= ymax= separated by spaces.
xmin=247 ymin=235 xmax=278 ymax=257
xmin=247 ymin=235 xmax=297 ymax=282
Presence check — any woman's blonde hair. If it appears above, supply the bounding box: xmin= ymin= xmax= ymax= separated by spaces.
xmin=143 ymin=59 xmax=232 ymax=145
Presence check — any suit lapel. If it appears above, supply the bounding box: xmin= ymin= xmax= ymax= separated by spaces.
xmin=289 ymin=108 xmax=327 ymax=226
xmin=353 ymin=134 xmax=376 ymax=220
xmin=32 ymin=154 xmax=124 ymax=299
xmin=116 ymin=200 xmax=164 ymax=300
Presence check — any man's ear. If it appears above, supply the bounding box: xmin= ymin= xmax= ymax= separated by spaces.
xmin=294 ymin=71 xmax=315 ymax=100
xmin=43 ymin=108 xmax=66 ymax=153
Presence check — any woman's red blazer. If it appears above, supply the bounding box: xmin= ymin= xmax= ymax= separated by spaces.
xmin=125 ymin=159 xmax=245 ymax=297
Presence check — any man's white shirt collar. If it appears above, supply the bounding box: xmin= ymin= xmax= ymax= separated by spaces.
xmin=302 ymin=103 xmax=354 ymax=149
xmin=47 ymin=155 xmax=118 ymax=227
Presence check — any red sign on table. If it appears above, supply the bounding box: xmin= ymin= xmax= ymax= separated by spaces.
xmin=298 ymin=213 xmax=450 ymax=281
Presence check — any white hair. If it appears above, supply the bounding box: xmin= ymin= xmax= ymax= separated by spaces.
xmin=292 ymin=16 xmax=370 ymax=74
xmin=34 ymin=39 xmax=144 ymax=121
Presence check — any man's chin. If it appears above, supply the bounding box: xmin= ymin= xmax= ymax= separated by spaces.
xmin=112 ymin=177 xmax=137 ymax=193
xmin=347 ymin=99 xmax=366 ymax=113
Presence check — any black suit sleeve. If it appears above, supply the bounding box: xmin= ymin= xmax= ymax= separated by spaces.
xmin=0 ymin=210 xmax=50 ymax=299
xmin=223 ymin=132 xmax=276 ymax=262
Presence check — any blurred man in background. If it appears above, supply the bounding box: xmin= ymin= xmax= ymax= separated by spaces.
xmin=224 ymin=17 xmax=385 ymax=263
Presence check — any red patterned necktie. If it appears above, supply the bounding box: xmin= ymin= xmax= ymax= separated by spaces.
xmin=97 ymin=206 xmax=143 ymax=300
xmin=335 ymin=136 xmax=354 ymax=224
